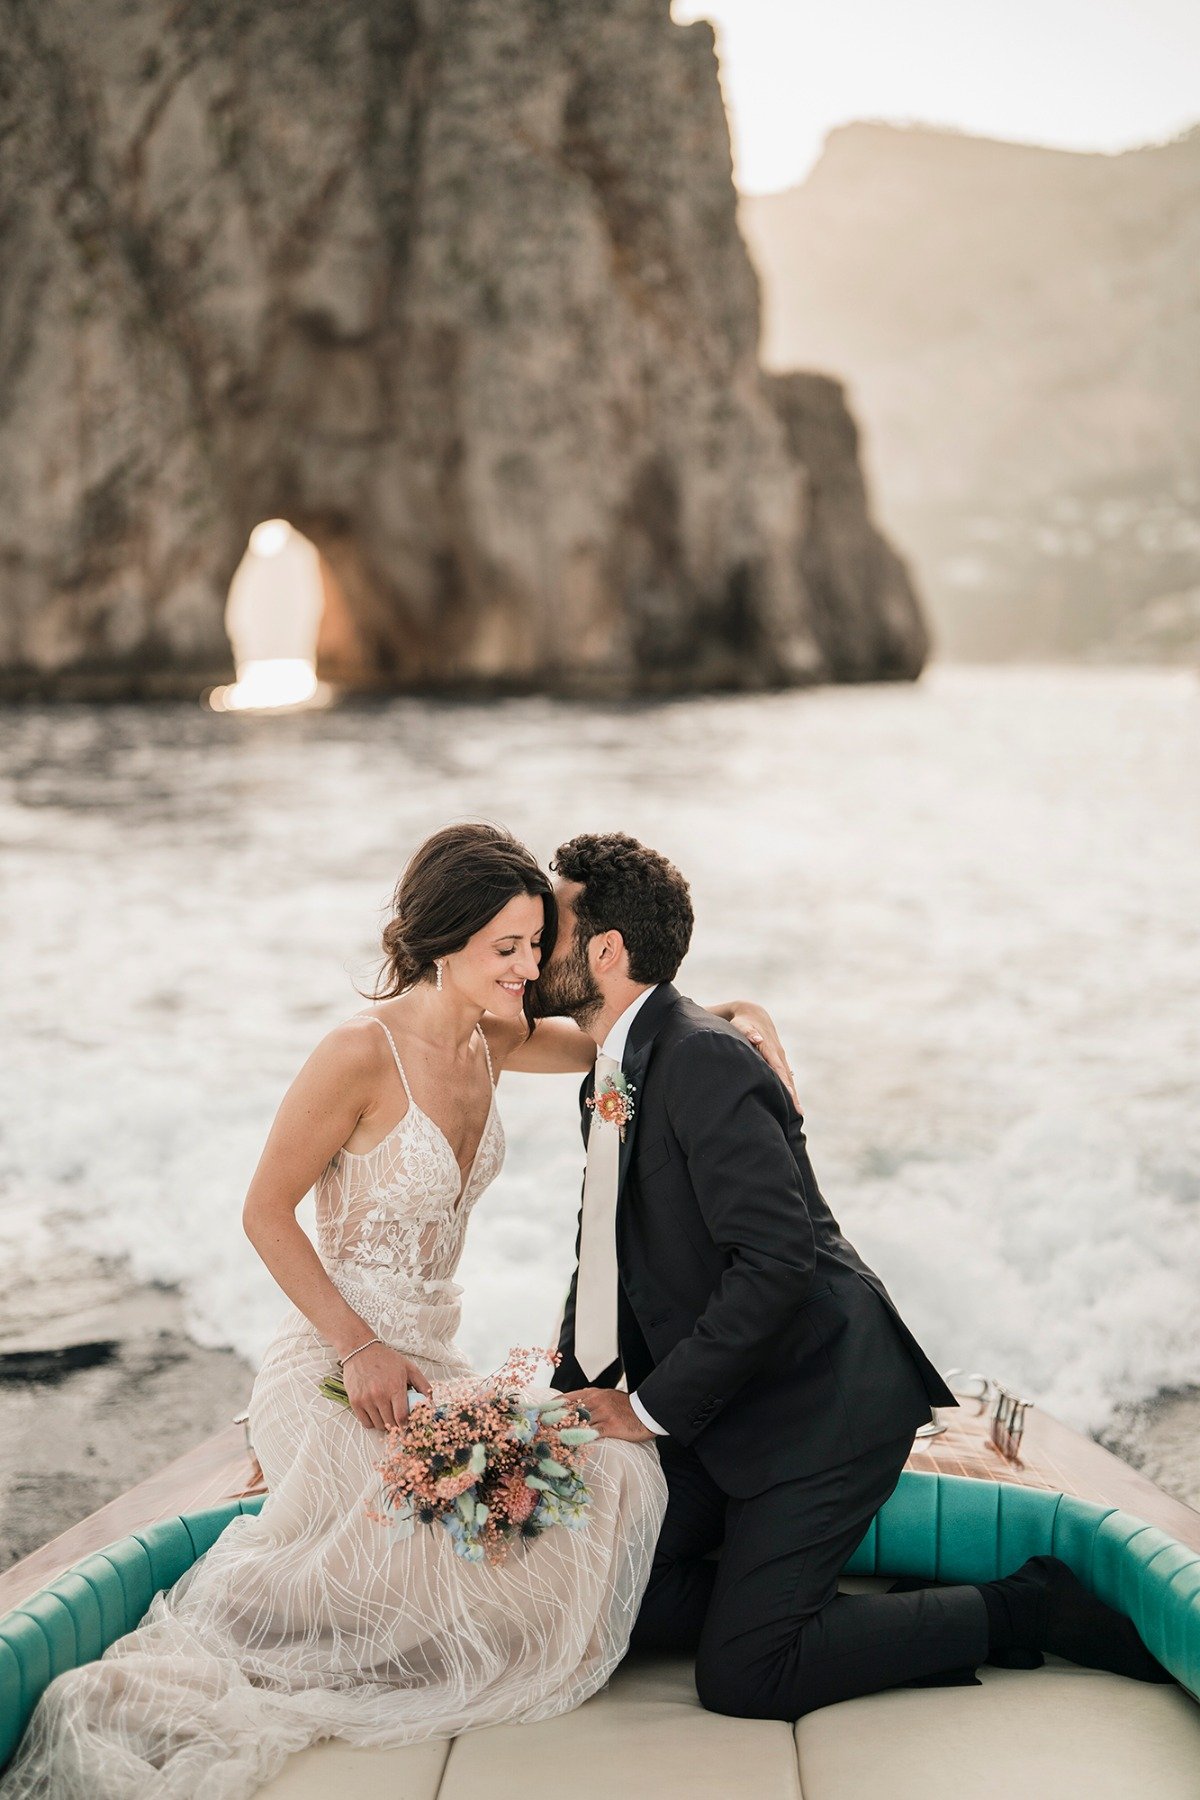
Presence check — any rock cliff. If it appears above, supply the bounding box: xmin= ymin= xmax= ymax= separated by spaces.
xmin=0 ymin=0 xmax=926 ymax=697
xmin=742 ymin=120 xmax=1200 ymax=660
xmin=764 ymin=372 xmax=927 ymax=681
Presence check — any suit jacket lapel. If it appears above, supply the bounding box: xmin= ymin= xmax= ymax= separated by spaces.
xmin=615 ymin=1037 xmax=650 ymax=1198
xmin=579 ymin=1067 xmax=596 ymax=1150
xmin=615 ymin=981 xmax=678 ymax=1202
xmin=576 ymin=982 xmax=681 ymax=1178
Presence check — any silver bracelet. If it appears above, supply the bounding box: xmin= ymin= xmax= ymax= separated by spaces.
xmin=337 ymin=1336 xmax=382 ymax=1369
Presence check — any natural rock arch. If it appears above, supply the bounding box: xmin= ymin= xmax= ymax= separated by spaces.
xmin=0 ymin=0 xmax=927 ymax=699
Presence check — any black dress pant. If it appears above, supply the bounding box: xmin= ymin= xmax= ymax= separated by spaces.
xmin=630 ymin=1431 xmax=989 ymax=1719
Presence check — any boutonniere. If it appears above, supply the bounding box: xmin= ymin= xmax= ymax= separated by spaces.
xmin=587 ymin=1069 xmax=637 ymax=1141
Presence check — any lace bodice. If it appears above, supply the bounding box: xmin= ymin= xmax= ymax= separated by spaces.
xmin=313 ymin=1016 xmax=505 ymax=1365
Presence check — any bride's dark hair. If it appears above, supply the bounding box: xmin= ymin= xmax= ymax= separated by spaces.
xmin=371 ymin=822 xmax=555 ymax=1034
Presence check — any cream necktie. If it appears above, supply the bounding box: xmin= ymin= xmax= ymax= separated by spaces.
xmin=574 ymin=1052 xmax=623 ymax=1381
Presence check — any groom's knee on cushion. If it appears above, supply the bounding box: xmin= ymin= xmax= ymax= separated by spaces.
xmin=694 ymin=1630 xmax=795 ymax=1720
xmin=694 ymin=1654 xmax=766 ymax=1719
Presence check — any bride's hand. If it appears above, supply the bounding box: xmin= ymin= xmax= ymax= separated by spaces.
xmin=341 ymin=1343 xmax=433 ymax=1432
xmin=727 ymin=1002 xmax=801 ymax=1113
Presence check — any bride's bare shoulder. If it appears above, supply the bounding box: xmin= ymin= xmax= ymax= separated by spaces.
xmin=304 ymin=1012 xmax=396 ymax=1083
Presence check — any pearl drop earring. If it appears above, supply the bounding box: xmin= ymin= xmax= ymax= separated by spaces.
xmin=435 ymin=959 xmax=444 ymax=992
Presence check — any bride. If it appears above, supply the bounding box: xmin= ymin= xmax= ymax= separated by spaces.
xmin=1 ymin=822 xmax=790 ymax=1800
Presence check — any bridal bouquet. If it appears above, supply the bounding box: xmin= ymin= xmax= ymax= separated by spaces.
xmin=320 ymin=1346 xmax=599 ymax=1565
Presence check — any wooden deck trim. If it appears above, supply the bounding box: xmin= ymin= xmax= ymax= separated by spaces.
xmin=1 ymin=1397 xmax=1197 ymax=1616
xmin=910 ymin=1398 xmax=1200 ymax=1553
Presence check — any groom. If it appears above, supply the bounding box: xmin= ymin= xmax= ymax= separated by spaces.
xmin=538 ymin=831 xmax=1171 ymax=1718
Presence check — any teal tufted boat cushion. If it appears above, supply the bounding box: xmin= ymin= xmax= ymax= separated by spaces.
xmin=0 ymin=1495 xmax=265 ymax=1768
xmin=2 ymin=1477 xmax=1198 ymax=1771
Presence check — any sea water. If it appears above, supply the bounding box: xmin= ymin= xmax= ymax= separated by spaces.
xmin=1 ymin=665 xmax=1196 ymax=1437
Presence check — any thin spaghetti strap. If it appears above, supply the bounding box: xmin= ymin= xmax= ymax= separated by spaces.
xmin=476 ymin=1023 xmax=497 ymax=1089
xmin=368 ymin=1016 xmax=414 ymax=1104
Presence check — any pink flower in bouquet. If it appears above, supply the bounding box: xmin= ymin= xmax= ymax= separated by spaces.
xmin=497 ymin=1471 xmax=538 ymax=1524
xmin=433 ymin=1470 xmax=477 ymax=1500
xmin=370 ymin=1346 xmax=598 ymax=1564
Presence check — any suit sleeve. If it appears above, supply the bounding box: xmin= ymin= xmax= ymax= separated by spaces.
xmin=631 ymin=1030 xmax=816 ymax=1445
xmin=629 ymin=1389 xmax=669 ymax=1435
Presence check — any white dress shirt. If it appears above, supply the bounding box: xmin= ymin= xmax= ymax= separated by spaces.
xmin=596 ymin=987 xmax=669 ymax=1438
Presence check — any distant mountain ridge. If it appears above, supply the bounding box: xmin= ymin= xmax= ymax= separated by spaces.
xmin=740 ymin=120 xmax=1200 ymax=658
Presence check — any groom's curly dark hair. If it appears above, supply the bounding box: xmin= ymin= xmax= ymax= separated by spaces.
xmin=551 ymin=833 xmax=694 ymax=983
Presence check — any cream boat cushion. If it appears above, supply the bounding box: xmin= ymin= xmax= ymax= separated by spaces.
xmin=260 ymin=1579 xmax=1200 ymax=1800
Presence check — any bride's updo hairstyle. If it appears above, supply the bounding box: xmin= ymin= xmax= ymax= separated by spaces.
xmin=373 ymin=822 xmax=555 ymax=1033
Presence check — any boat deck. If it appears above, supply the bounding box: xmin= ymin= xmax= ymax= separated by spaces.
xmin=3 ymin=1391 xmax=1197 ymax=1615
xmin=908 ymin=1399 xmax=1200 ymax=1549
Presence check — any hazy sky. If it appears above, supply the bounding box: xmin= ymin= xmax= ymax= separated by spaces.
xmin=671 ymin=0 xmax=1200 ymax=194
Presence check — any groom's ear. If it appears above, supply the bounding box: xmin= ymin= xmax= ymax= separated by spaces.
xmin=590 ymin=929 xmax=627 ymax=978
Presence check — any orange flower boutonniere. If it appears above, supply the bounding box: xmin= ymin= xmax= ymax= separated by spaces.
xmin=586 ymin=1070 xmax=637 ymax=1141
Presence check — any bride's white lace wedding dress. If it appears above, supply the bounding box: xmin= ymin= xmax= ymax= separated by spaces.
xmin=2 ymin=1019 xmax=668 ymax=1799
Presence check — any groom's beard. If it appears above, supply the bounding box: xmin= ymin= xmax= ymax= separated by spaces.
xmin=535 ymin=932 xmax=603 ymax=1030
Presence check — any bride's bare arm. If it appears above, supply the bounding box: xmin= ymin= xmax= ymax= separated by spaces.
xmin=483 ymin=1016 xmax=598 ymax=1075
xmin=484 ymin=1001 xmax=800 ymax=1107
xmin=241 ymin=1023 xmax=432 ymax=1432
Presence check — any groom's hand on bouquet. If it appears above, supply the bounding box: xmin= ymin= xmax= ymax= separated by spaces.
xmin=343 ymin=1344 xmax=433 ymax=1433
xmin=562 ymin=1388 xmax=655 ymax=1442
